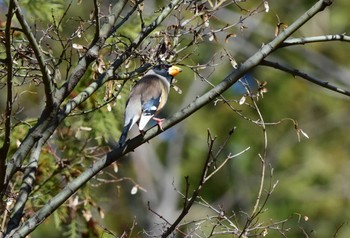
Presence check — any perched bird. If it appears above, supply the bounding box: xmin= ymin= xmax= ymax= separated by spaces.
xmin=118 ymin=64 xmax=183 ymax=146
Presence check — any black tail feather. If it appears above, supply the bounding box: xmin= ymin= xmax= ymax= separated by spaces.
xmin=118 ymin=120 xmax=132 ymax=147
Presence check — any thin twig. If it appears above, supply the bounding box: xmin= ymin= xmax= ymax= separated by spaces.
xmin=12 ymin=0 xmax=55 ymax=106
xmin=260 ymin=59 xmax=350 ymax=97
xmin=161 ymin=130 xmax=214 ymax=237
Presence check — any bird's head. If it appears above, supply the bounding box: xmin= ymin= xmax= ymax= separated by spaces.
xmin=151 ymin=64 xmax=183 ymax=81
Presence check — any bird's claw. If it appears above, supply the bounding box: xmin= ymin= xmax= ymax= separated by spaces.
xmin=153 ymin=117 xmax=165 ymax=131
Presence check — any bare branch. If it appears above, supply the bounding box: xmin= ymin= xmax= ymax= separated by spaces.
xmin=260 ymin=59 xmax=350 ymax=97
xmin=280 ymin=34 xmax=350 ymax=47
xmin=160 ymin=130 xmax=214 ymax=237
xmin=11 ymin=0 xmax=55 ymax=107
xmin=92 ymin=0 xmax=100 ymax=42
xmin=250 ymin=97 xmax=268 ymax=217
xmin=5 ymin=1 xmax=184 ymax=236
xmin=2 ymin=0 xmax=337 ymax=236
xmin=0 ymin=0 xmax=15 ymax=194
xmin=6 ymin=141 xmax=42 ymax=233
xmin=56 ymin=0 xmax=129 ymax=102
xmin=138 ymin=0 xmax=331 ymax=146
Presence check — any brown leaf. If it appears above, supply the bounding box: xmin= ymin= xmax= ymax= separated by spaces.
xmin=225 ymin=33 xmax=237 ymax=43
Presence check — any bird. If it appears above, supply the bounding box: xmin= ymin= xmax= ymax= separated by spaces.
xmin=118 ymin=64 xmax=183 ymax=147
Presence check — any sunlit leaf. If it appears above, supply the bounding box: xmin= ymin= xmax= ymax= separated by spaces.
xmin=131 ymin=186 xmax=138 ymax=195
xmin=239 ymin=96 xmax=246 ymax=105
xmin=82 ymin=209 xmax=92 ymax=221
xmin=264 ymin=1 xmax=270 ymax=12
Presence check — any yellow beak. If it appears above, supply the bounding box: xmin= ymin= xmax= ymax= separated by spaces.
xmin=168 ymin=66 xmax=183 ymax=77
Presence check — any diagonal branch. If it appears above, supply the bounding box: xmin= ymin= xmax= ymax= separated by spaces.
xmin=6 ymin=1 xmax=333 ymax=237
xmin=61 ymin=0 xmax=182 ymax=116
xmin=2 ymin=0 xmax=129 ymax=196
xmin=260 ymin=59 xmax=350 ymax=97
xmin=6 ymin=141 xmax=42 ymax=233
xmin=5 ymin=0 xmax=183 ymax=236
xmin=11 ymin=0 xmax=55 ymax=107
xmin=280 ymin=34 xmax=350 ymax=48
xmin=3 ymin=0 xmax=181 ymax=198
xmin=56 ymin=0 xmax=129 ymax=102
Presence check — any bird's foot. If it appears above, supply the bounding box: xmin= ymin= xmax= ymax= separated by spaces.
xmin=153 ymin=117 xmax=165 ymax=131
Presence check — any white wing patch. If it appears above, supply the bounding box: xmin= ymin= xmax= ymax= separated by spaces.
xmin=138 ymin=114 xmax=153 ymax=131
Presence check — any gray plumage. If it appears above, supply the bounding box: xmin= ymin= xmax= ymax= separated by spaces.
xmin=118 ymin=64 xmax=182 ymax=147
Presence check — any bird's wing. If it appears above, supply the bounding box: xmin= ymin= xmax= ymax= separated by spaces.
xmin=137 ymin=75 xmax=170 ymax=130
xmin=139 ymin=94 xmax=162 ymax=130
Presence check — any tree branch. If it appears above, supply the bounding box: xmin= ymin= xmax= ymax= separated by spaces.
xmin=161 ymin=130 xmax=217 ymax=237
xmin=280 ymin=34 xmax=350 ymax=48
xmin=5 ymin=0 xmax=333 ymax=236
xmin=260 ymin=59 xmax=350 ymax=97
xmin=5 ymin=0 xmax=184 ymax=236
xmin=0 ymin=0 xmax=15 ymax=195
xmin=11 ymin=0 xmax=55 ymax=107
xmin=56 ymin=0 xmax=128 ymax=102
xmin=2 ymin=0 xmax=129 ymax=196
xmin=6 ymin=141 xmax=42 ymax=234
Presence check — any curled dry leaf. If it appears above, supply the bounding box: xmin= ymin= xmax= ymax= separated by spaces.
xmin=82 ymin=209 xmax=92 ymax=221
xmin=72 ymin=43 xmax=84 ymax=50
xmin=300 ymin=129 xmax=309 ymax=139
xmin=113 ymin=163 xmax=118 ymax=173
xmin=98 ymin=207 xmax=105 ymax=219
xmin=239 ymin=96 xmax=246 ymax=105
xmin=225 ymin=33 xmax=237 ymax=43
xmin=264 ymin=1 xmax=270 ymax=13
xmin=107 ymin=104 xmax=112 ymax=112
xmin=209 ymin=33 xmax=215 ymax=41
xmin=131 ymin=186 xmax=138 ymax=195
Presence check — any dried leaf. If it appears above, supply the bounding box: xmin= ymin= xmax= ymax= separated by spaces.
xmin=264 ymin=1 xmax=269 ymax=13
xmin=239 ymin=96 xmax=246 ymax=105
xmin=72 ymin=43 xmax=84 ymax=50
xmin=230 ymin=57 xmax=238 ymax=69
xmin=203 ymin=13 xmax=210 ymax=27
xmin=263 ymin=229 xmax=268 ymax=236
xmin=72 ymin=196 xmax=79 ymax=206
xmin=274 ymin=24 xmax=279 ymax=37
xmin=113 ymin=163 xmax=118 ymax=173
xmin=225 ymin=33 xmax=237 ymax=43
xmin=99 ymin=207 xmax=105 ymax=219
xmin=82 ymin=210 xmax=92 ymax=221
xmin=138 ymin=2 xmax=144 ymax=12
xmin=300 ymin=129 xmax=309 ymax=139
xmin=80 ymin=126 xmax=92 ymax=131
xmin=209 ymin=33 xmax=215 ymax=41
xmin=131 ymin=186 xmax=138 ymax=195
xmin=107 ymin=104 xmax=112 ymax=112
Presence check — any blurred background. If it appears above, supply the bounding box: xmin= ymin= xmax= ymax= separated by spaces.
xmin=1 ymin=0 xmax=350 ymax=237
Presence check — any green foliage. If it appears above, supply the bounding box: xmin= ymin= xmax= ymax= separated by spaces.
xmin=20 ymin=0 xmax=65 ymax=22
